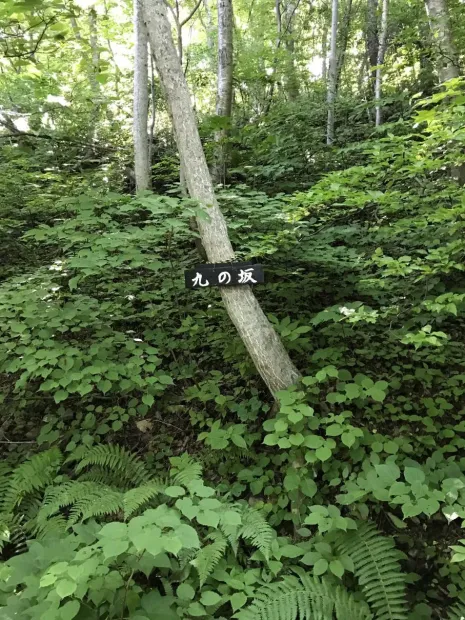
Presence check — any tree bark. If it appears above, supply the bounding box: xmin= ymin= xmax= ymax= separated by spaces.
xmin=283 ymin=0 xmax=299 ymax=100
xmin=141 ymin=0 xmax=301 ymax=395
xmin=133 ymin=0 xmax=151 ymax=191
xmin=212 ymin=0 xmax=234 ymax=185
xmin=321 ymin=19 xmax=328 ymax=82
xmin=375 ymin=0 xmax=388 ymax=126
xmin=335 ymin=0 xmax=353 ymax=93
xmin=326 ymin=0 xmax=338 ymax=145
xmin=366 ymin=0 xmax=378 ymax=89
xmin=424 ymin=0 xmax=460 ymax=83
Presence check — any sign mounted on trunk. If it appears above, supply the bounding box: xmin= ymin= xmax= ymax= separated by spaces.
xmin=185 ymin=263 xmax=264 ymax=289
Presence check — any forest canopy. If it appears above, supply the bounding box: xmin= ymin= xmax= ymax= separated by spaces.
xmin=0 ymin=0 xmax=465 ymax=618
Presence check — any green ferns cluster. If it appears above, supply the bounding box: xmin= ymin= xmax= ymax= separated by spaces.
xmin=0 ymin=446 xmax=423 ymax=620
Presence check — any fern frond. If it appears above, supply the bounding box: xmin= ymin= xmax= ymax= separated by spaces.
xmin=2 ymin=448 xmax=62 ymax=513
xmin=32 ymin=515 xmax=68 ymax=540
xmin=38 ymin=481 xmax=123 ymax=525
xmin=74 ymin=445 xmax=150 ymax=485
xmin=238 ymin=507 xmax=274 ymax=560
xmin=237 ymin=568 xmax=372 ymax=620
xmin=336 ymin=522 xmax=408 ymax=620
xmin=448 ymin=597 xmax=465 ymax=620
xmin=170 ymin=455 xmax=203 ymax=486
xmin=0 ymin=513 xmax=28 ymax=554
xmin=123 ymin=481 xmax=165 ymax=520
xmin=191 ymin=532 xmax=227 ymax=586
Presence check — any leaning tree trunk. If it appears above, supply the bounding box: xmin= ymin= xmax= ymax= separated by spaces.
xmin=424 ymin=0 xmax=460 ymax=83
xmin=141 ymin=0 xmax=301 ymax=395
xmin=133 ymin=0 xmax=151 ymax=191
xmin=326 ymin=0 xmax=338 ymax=145
xmin=212 ymin=0 xmax=234 ymax=185
xmin=375 ymin=0 xmax=389 ymax=126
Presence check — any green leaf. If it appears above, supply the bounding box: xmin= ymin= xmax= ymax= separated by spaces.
xmin=315 ymin=446 xmax=331 ymax=462
xmin=230 ymin=592 xmax=247 ymax=612
xmin=329 ymin=559 xmax=344 ymax=578
xmin=175 ymin=524 xmax=200 ymax=548
xmin=404 ymin=467 xmax=425 ymax=485
xmin=54 ymin=389 xmax=69 ymax=403
xmin=142 ymin=393 xmax=154 ymax=407
xmin=300 ymin=479 xmax=317 ymax=498
xmin=187 ymin=602 xmax=206 ymax=616
xmin=313 ymin=558 xmax=329 ymax=576
xmin=231 ymin=434 xmax=247 ymax=448
xmin=197 ymin=509 xmax=219 ymax=528
xmin=99 ymin=522 xmax=127 ymax=539
xmin=98 ymin=379 xmax=112 ymax=394
xmin=60 ymin=600 xmax=80 ymax=620
xmin=200 ymin=591 xmax=222 ymax=606
xmin=368 ymin=387 xmax=386 ymax=402
xmin=177 ymin=583 xmax=195 ymax=600
xmin=165 ymin=486 xmax=186 ymax=497
xmin=56 ymin=579 xmax=77 ymax=599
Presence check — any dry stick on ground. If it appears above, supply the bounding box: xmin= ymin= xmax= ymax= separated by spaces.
xmin=141 ymin=0 xmax=301 ymax=395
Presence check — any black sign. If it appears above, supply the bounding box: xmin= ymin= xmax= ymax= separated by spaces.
xmin=185 ymin=262 xmax=264 ymax=289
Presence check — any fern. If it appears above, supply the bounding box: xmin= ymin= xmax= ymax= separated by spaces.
xmin=237 ymin=567 xmax=372 ymax=620
xmin=2 ymin=448 xmax=62 ymax=513
xmin=38 ymin=481 xmax=123 ymax=525
xmin=238 ymin=507 xmax=274 ymax=560
xmin=336 ymin=522 xmax=408 ymax=620
xmin=170 ymin=454 xmax=203 ymax=486
xmin=73 ymin=445 xmax=150 ymax=486
xmin=123 ymin=481 xmax=165 ymax=520
xmin=448 ymin=597 xmax=465 ymax=620
xmin=191 ymin=532 xmax=227 ymax=586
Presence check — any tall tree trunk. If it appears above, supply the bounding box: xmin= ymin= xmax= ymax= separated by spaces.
xmin=326 ymin=0 xmax=338 ymax=145
xmin=366 ymin=0 xmax=378 ymax=90
xmin=141 ymin=0 xmax=301 ymax=395
xmin=212 ymin=0 xmax=234 ymax=185
xmin=375 ymin=0 xmax=388 ymax=126
xmin=335 ymin=0 xmax=353 ymax=92
xmin=283 ymin=0 xmax=299 ymax=100
xmin=322 ymin=19 xmax=328 ymax=82
xmin=424 ymin=0 xmax=460 ymax=83
xmin=133 ymin=0 xmax=151 ymax=191
xmin=88 ymin=8 xmax=101 ymax=123
xmin=202 ymin=0 xmax=215 ymax=53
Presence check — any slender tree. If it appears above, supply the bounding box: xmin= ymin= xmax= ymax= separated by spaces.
xmin=326 ymin=0 xmax=338 ymax=145
xmin=141 ymin=0 xmax=301 ymax=395
xmin=424 ymin=0 xmax=460 ymax=83
xmin=366 ymin=0 xmax=378 ymax=86
xmin=335 ymin=0 xmax=353 ymax=92
xmin=133 ymin=0 xmax=151 ymax=191
xmin=283 ymin=0 xmax=299 ymax=99
xmin=375 ymin=0 xmax=389 ymax=126
xmin=212 ymin=0 xmax=234 ymax=185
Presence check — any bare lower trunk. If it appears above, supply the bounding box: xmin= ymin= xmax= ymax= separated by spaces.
xmin=141 ymin=0 xmax=300 ymax=394
xmin=375 ymin=0 xmax=389 ymax=126
xmin=424 ymin=0 xmax=460 ymax=83
xmin=133 ymin=0 xmax=151 ymax=191
xmin=212 ymin=0 xmax=234 ymax=185
xmin=326 ymin=0 xmax=338 ymax=145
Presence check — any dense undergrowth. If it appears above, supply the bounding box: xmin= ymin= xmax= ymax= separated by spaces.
xmin=1 ymin=82 xmax=465 ymax=618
